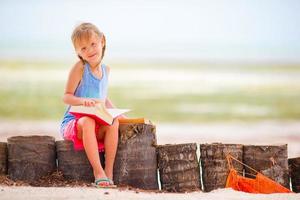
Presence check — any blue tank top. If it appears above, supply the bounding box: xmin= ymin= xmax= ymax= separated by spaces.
xmin=60 ymin=63 xmax=109 ymax=137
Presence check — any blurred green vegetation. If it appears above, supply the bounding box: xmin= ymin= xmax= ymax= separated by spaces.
xmin=0 ymin=60 xmax=300 ymax=123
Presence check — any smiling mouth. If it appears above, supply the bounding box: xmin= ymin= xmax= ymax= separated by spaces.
xmin=89 ymin=53 xmax=97 ymax=58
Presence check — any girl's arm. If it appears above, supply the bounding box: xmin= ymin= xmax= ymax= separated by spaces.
xmin=105 ymin=98 xmax=115 ymax=108
xmin=63 ymin=61 xmax=99 ymax=107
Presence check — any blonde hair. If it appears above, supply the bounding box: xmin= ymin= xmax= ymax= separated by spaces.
xmin=71 ymin=22 xmax=106 ymax=62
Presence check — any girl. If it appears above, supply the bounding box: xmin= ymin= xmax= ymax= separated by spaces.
xmin=60 ymin=22 xmax=120 ymax=188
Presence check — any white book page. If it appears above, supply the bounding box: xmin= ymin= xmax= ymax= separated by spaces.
xmin=107 ymin=109 xmax=130 ymax=118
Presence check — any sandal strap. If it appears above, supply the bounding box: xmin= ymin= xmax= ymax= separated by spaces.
xmin=95 ymin=178 xmax=110 ymax=185
xmin=107 ymin=178 xmax=114 ymax=185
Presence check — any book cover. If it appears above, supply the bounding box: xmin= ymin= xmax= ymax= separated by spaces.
xmin=118 ymin=118 xmax=152 ymax=124
xmin=69 ymin=102 xmax=130 ymax=125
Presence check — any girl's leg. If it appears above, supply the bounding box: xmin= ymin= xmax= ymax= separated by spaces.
xmin=97 ymin=119 xmax=119 ymax=180
xmin=77 ymin=116 xmax=107 ymax=180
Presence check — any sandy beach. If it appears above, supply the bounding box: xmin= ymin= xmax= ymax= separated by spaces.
xmin=0 ymin=186 xmax=299 ymax=200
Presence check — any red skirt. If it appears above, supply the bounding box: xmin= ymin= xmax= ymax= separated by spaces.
xmin=62 ymin=119 xmax=105 ymax=152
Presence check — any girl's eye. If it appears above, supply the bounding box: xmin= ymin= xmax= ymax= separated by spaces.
xmin=81 ymin=47 xmax=86 ymax=52
xmin=92 ymin=43 xmax=96 ymax=47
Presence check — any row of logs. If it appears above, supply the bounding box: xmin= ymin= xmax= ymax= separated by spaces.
xmin=0 ymin=123 xmax=299 ymax=193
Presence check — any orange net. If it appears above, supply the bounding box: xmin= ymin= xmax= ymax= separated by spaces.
xmin=225 ymin=154 xmax=292 ymax=194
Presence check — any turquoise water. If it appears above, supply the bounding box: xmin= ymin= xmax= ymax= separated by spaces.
xmin=0 ymin=0 xmax=300 ymax=62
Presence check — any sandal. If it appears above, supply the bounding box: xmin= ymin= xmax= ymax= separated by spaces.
xmin=107 ymin=178 xmax=116 ymax=186
xmin=93 ymin=178 xmax=117 ymax=188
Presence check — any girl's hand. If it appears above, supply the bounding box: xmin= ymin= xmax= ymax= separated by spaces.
xmin=81 ymin=98 xmax=99 ymax=107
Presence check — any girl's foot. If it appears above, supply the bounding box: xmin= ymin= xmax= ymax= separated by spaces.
xmin=93 ymin=178 xmax=117 ymax=188
xmin=107 ymin=178 xmax=115 ymax=185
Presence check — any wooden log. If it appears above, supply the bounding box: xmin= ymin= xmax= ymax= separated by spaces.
xmin=157 ymin=143 xmax=200 ymax=192
xmin=113 ymin=123 xmax=158 ymax=190
xmin=7 ymin=136 xmax=56 ymax=182
xmin=289 ymin=157 xmax=300 ymax=193
xmin=0 ymin=142 xmax=7 ymax=175
xmin=200 ymin=143 xmax=243 ymax=192
xmin=56 ymin=140 xmax=105 ymax=182
xmin=243 ymin=144 xmax=289 ymax=188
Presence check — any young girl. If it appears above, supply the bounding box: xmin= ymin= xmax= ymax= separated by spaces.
xmin=60 ymin=22 xmax=120 ymax=188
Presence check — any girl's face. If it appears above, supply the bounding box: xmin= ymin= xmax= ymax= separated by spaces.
xmin=75 ymin=32 xmax=104 ymax=66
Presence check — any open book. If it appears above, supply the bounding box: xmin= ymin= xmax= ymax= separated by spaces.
xmin=69 ymin=102 xmax=130 ymax=125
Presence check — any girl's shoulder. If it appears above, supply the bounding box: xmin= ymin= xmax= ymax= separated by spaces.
xmin=69 ymin=61 xmax=85 ymax=76
xmin=73 ymin=60 xmax=85 ymax=71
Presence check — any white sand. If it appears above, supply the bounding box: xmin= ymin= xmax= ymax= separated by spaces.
xmin=0 ymin=186 xmax=299 ymax=200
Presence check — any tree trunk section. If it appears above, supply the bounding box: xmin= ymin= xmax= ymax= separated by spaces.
xmin=0 ymin=142 xmax=7 ymax=175
xmin=157 ymin=143 xmax=200 ymax=192
xmin=243 ymin=144 xmax=289 ymax=189
xmin=113 ymin=123 xmax=158 ymax=190
xmin=200 ymin=143 xmax=243 ymax=192
xmin=56 ymin=140 xmax=105 ymax=182
xmin=289 ymin=157 xmax=300 ymax=193
xmin=7 ymin=136 xmax=56 ymax=182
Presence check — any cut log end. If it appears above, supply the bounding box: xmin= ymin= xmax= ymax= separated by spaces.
xmin=56 ymin=140 xmax=105 ymax=182
xmin=7 ymin=135 xmax=56 ymax=182
xmin=243 ymin=144 xmax=289 ymax=189
xmin=0 ymin=142 xmax=8 ymax=175
xmin=113 ymin=123 xmax=158 ymax=190
xmin=200 ymin=143 xmax=243 ymax=192
xmin=289 ymin=157 xmax=300 ymax=193
xmin=157 ymin=143 xmax=201 ymax=192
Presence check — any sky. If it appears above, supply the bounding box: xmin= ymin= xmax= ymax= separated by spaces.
xmin=0 ymin=0 xmax=300 ymax=62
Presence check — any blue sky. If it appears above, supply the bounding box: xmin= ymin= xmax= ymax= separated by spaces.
xmin=0 ymin=0 xmax=300 ymax=62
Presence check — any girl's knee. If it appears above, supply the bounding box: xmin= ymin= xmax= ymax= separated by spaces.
xmin=77 ymin=116 xmax=96 ymax=127
xmin=104 ymin=120 xmax=119 ymax=135
xmin=111 ymin=119 xmax=119 ymax=130
xmin=113 ymin=118 xmax=120 ymax=125
xmin=77 ymin=117 xmax=96 ymax=140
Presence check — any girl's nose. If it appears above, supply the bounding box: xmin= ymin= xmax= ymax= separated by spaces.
xmin=87 ymin=47 xmax=93 ymax=54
